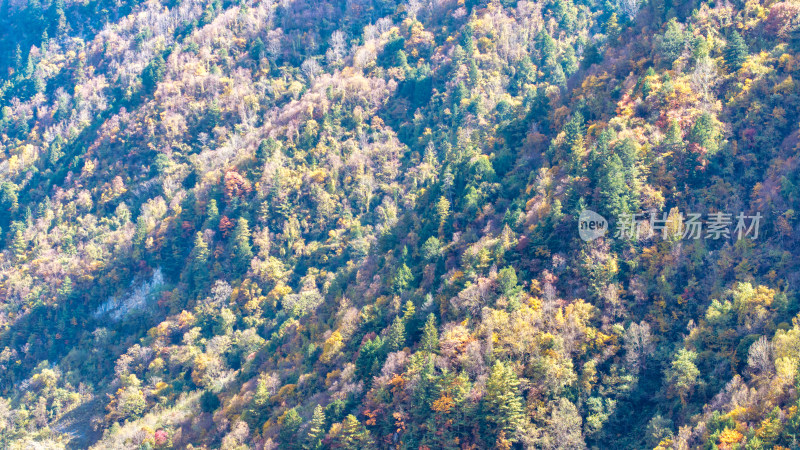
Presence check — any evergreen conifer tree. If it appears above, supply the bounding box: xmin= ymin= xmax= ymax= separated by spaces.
xmin=725 ymin=31 xmax=748 ymax=71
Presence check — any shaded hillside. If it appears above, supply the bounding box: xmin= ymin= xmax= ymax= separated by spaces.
xmin=1 ymin=0 xmax=800 ymax=448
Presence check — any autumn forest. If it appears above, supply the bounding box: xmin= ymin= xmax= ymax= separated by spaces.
xmin=1 ymin=0 xmax=800 ymax=448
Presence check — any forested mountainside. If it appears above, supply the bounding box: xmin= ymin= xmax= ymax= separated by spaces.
xmin=1 ymin=0 xmax=800 ymax=447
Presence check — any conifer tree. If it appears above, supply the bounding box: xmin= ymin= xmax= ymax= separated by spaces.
xmin=420 ymin=313 xmax=439 ymax=353
xmin=725 ymin=31 xmax=748 ymax=71
xmin=11 ymin=227 xmax=26 ymax=262
xmin=483 ymin=361 xmax=526 ymax=440
xmin=256 ymin=138 xmax=279 ymax=161
xmin=393 ymin=263 xmax=413 ymax=294
xmin=537 ymin=31 xmax=557 ymax=64
xmin=333 ymin=415 xmax=374 ymax=449
xmin=462 ymin=23 xmax=475 ymax=55
xmin=582 ymin=42 xmax=603 ymax=68
xmin=142 ymin=54 xmax=166 ymax=92
xmin=356 ymin=337 xmax=385 ymax=380
xmin=305 ymin=405 xmax=326 ymax=450
xmin=549 ymin=61 xmax=567 ymax=87
xmin=402 ymin=300 xmax=416 ymax=321
xmin=665 ymin=120 xmax=683 ymax=147
xmin=588 ymin=128 xmax=612 ymax=179
xmin=665 ymin=349 xmax=700 ymax=404
xmin=386 ymin=316 xmax=406 ymax=352
xmin=250 ymin=37 xmax=265 ymax=67
xmin=689 ymin=112 xmax=719 ymax=153
xmin=58 ymin=276 xmax=73 ymax=299
xmin=497 ymin=266 xmax=518 ymax=296
xmin=452 ymin=81 xmax=467 ymax=106
xmin=659 ymin=19 xmax=686 ymax=67
xmin=563 ymin=113 xmax=585 ymax=175
xmin=561 ymin=46 xmax=579 ymax=76
xmin=201 ymin=199 xmax=220 ymax=231
xmin=599 ymin=154 xmax=631 ymax=219
xmin=232 ymin=217 xmax=253 ymax=273
xmin=13 ymin=44 xmax=22 ymax=71
xmin=191 ymin=232 xmax=210 ymax=288
xmin=280 ymin=407 xmax=303 ymax=448
xmin=606 ymin=13 xmax=620 ymax=39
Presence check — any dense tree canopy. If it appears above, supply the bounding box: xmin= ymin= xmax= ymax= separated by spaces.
xmin=0 ymin=0 xmax=799 ymax=448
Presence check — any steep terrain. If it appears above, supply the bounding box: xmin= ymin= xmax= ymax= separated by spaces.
xmin=1 ymin=0 xmax=800 ymax=448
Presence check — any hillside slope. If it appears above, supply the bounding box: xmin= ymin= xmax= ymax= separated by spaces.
xmin=1 ymin=0 xmax=800 ymax=448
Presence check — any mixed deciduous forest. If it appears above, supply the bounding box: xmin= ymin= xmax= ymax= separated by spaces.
xmin=0 ymin=0 xmax=799 ymax=447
